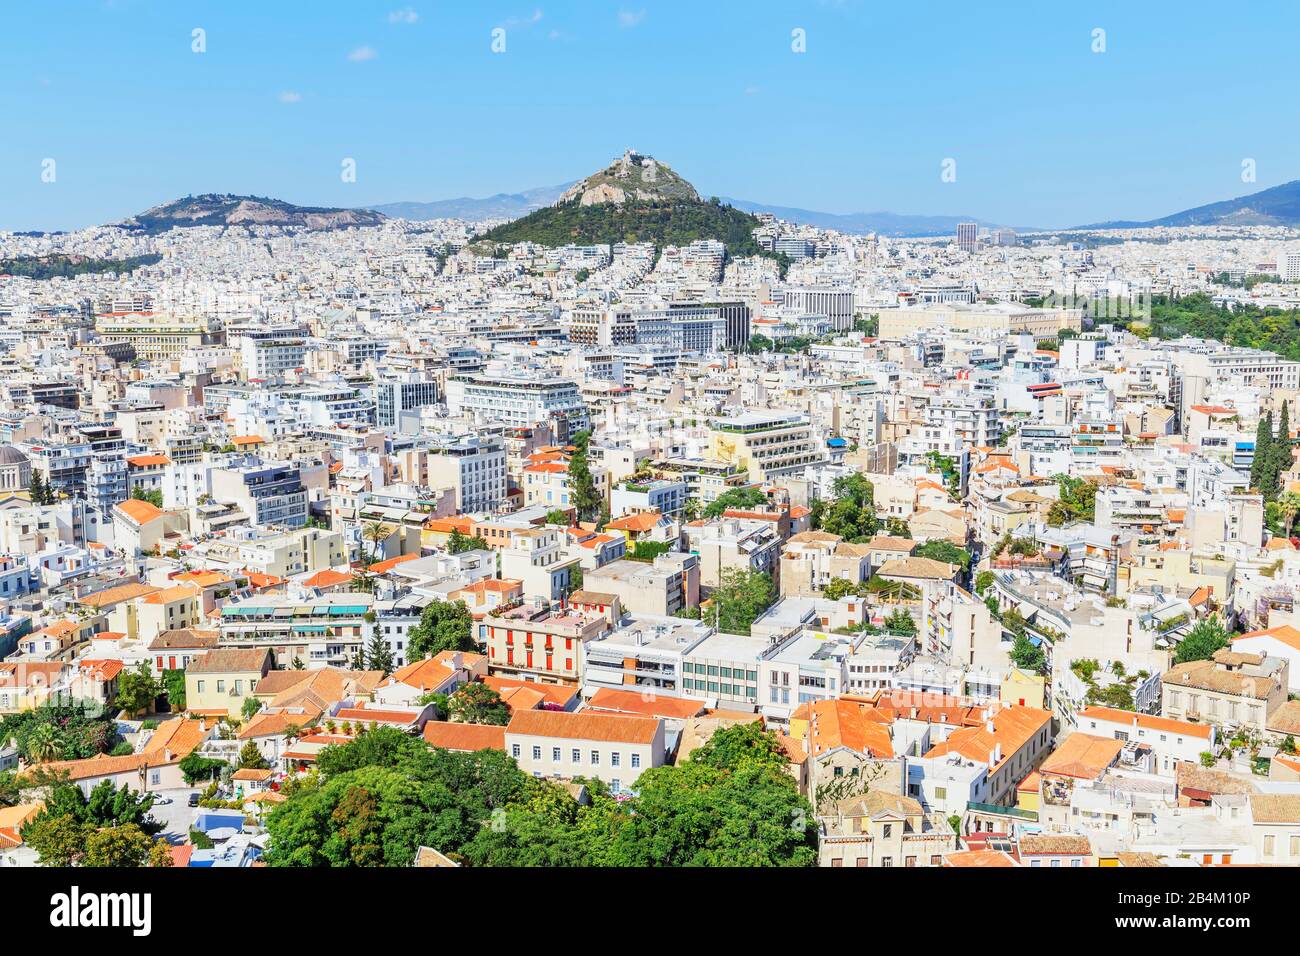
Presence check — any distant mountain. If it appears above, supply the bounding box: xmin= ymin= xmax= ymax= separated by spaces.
xmin=477 ymin=151 xmax=767 ymax=255
xmin=121 ymin=194 xmax=386 ymax=233
xmin=365 ymin=183 xmax=573 ymax=222
xmin=1081 ymin=180 xmax=1300 ymax=229
xmin=719 ymin=198 xmax=1029 ymax=237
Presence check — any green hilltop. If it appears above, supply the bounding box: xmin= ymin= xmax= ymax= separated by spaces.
xmin=478 ymin=151 xmax=769 ymax=257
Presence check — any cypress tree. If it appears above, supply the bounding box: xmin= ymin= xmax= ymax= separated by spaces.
xmin=1274 ymin=402 xmax=1293 ymax=489
xmin=1252 ymin=410 xmax=1274 ymax=493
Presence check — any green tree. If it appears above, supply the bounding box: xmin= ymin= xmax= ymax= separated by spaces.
xmin=1048 ymin=475 xmax=1098 ymax=526
xmin=239 ymin=739 xmax=268 ymax=770
xmin=162 ymin=668 xmax=186 ymax=711
xmin=1010 ymin=634 xmax=1046 ymax=672
xmin=241 ymin=696 xmax=262 ymax=721
xmin=82 ymin=824 xmax=166 ymax=867
xmin=22 ymin=813 xmax=89 ymax=866
xmin=130 ymin=486 xmax=164 ymax=508
xmin=1253 ymin=410 xmax=1277 ymax=498
xmin=28 ymin=470 xmax=54 ymax=505
xmin=1275 ymin=402 xmax=1293 ymax=486
xmin=703 ymin=486 xmax=768 ymax=519
xmin=1174 ymin=617 xmax=1230 ymax=664
xmin=1278 ymin=490 xmax=1300 ymax=540
xmin=364 ymin=631 xmax=395 ymax=676
xmin=267 ymin=734 xmax=531 ymax=867
xmin=815 ymin=473 xmax=878 ymax=542
xmin=822 ymin=577 xmax=871 ymax=601
xmin=179 ymin=753 xmax=227 ymax=786
xmin=567 ymin=430 xmax=602 ymax=523
xmin=974 ymin=570 xmax=995 ymax=595
xmin=26 ymin=723 xmax=64 ymax=764
xmin=115 ymin=662 xmax=161 ymax=718
xmin=406 ymin=599 xmax=475 ymax=660
xmin=544 ymin=508 xmax=571 ymax=526
xmin=361 ymin=521 xmax=391 ymax=563
xmin=704 ymin=569 xmax=776 ymax=636
xmin=883 ymin=608 xmax=916 ymax=636
xmin=0 ymin=770 xmax=21 ymax=808
xmin=447 ymin=682 xmax=511 ymax=725
xmin=913 ymin=539 xmax=971 ymax=572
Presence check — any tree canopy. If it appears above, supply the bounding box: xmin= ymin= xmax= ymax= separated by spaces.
xmin=1174 ymin=617 xmax=1230 ymax=665
xmin=264 ymin=723 xmax=816 ymax=867
xmin=406 ymin=599 xmax=476 ymax=660
xmin=703 ymin=486 xmax=768 ymax=518
xmin=812 ymin=473 xmax=878 ymax=542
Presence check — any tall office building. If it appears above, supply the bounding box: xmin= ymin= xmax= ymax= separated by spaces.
xmin=1278 ymin=250 xmax=1300 ymax=282
xmin=956 ymin=222 xmax=978 ymax=253
xmin=780 ymin=289 xmax=854 ymax=332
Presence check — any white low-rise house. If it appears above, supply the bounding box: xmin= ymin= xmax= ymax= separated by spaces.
xmin=1075 ymin=706 xmax=1217 ymax=776
xmin=505 ymin=709 xmax=666 ymax=794
xmin=1231 ymin=625 xmax=1300 ymax=694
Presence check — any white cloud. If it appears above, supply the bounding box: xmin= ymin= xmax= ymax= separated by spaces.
xmin=278 ymin=91 xmax=302 ymax=104
xmin=501 ymin=9 xmax=543 ymax=29
xmin=348 ymin=45 xmax=378 ymax=62
xmin=387 ymin=7 xmax=418 ymax=24
xmin=617 ymin=8 xmax=646 ymax=28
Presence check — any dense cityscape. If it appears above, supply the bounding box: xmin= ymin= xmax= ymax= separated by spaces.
xmin=1 ymin=14 xmax=1297 ymax=928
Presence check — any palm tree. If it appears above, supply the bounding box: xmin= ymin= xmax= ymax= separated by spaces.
xmin=361 ymin=521 xmax=391 ymax=564
xmin=27 ymin=723 xmax=63 ymax=764
xmin=1281 ymin=491 xmax=1300 ymax=540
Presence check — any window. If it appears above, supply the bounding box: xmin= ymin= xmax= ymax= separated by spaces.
xmin=552 ymin=747 xmax=561 ymax=761
xmin=611 ymin=752 xmax=620 ymax=767
xmin=532 ymin=746 xmax=542 ymax=760
xmin=217 ymin=680 xmax=226 ymax=693
xmin=590 ymin=750 xmax=600 ymax=765
xmin=572 ymin=748 xmax=580 ymax=762
xmin=511 ymin=744 xmax=520 ymax=758
xmin=610 ymin=779 xmax=621 ymax=793
xmin=631 ymin=753 xmax=641 ymax=768
xmin=880 ymin=856 xmax=892 ymax=867
xmin=197 ymin=680 xmax=206 ymax=693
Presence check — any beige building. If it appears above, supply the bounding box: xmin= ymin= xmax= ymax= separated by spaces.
xmin=779 ymin=532 xmax=871 ymax=598
xmin=818 ymin=791 xmax=956 ymax=867
xmin=190 ymin=526 xmax=347 ymax=578
xmin=504 ymin=709 xmax=666 ymax=793
xmin=185 ymin=647 xmax=274 ymax=718
xmin=1250 ymin=794 xmax=1300 ymax=864
xmin=1161 ymin=648 xmax=1289 ymax=736
xmin=582 ymin=552 xmax=700 ymax=617
xmin=876 ymin=303 xmax=1082 ymax=340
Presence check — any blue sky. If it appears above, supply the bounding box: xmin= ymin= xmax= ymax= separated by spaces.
xmin=1 ymin=0 xmax=1296 ymax=231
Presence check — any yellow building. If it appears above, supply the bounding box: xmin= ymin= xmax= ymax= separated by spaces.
xmin=707 ymin=411 xmax=819 ymax=482
xmin=1001 ymin=667 xmax=1046 ymax=708
xmin=185 ymin=648 xmax=273 ymax=718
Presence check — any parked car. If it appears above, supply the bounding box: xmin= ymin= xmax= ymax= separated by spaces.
xmin=152 ymin=795 xmax=173 ymax=806
xmin=187 ymin=792 xmax=200 ymax=807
